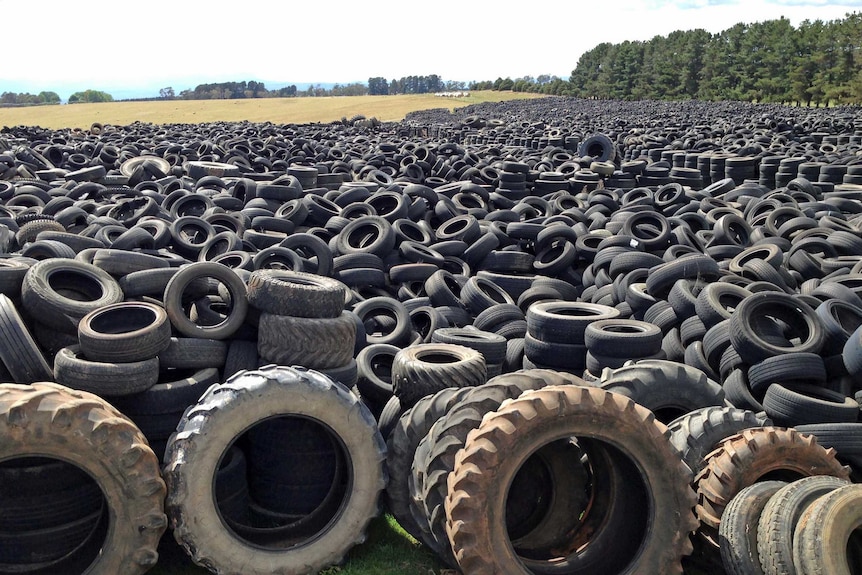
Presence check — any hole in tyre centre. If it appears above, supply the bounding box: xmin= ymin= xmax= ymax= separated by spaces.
xmin=215 ymin=415 xmax=349 ymax=549
xmin=48 ymin=271 xmax=104 ymax=302
xmin=414 ymin=352 xmax=459 ymax=365
xmin=508 ymin=438 xmax=649 ymax=573
xmin=0 ymin=456 xmax=108 ymax=575
xmin=184 ymin=279 xmax=236 ymax=328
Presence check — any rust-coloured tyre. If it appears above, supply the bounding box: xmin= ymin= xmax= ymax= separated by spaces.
xmin=0 ymin=382 xmax=166 ymax=574
xmin=695 ymin=427 xmax=849 ymax=546
xmin=445 ymin=385 xmax=697 ymax=575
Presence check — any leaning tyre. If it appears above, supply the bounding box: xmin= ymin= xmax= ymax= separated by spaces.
xmin=0 ymin=382 xmax=167 ymax=574
xmin=20 ymin=259 xmax=124 ymax=332
xmin=792 ymin=484 xmax=862 ymax=575
xmin=695 ymin=427 xmax=849 ymax=546
xmin=445 ymin=385 xmax=698 ymax=574
xmin=391 ymin=343 xmax=486 ymax=408
xmin=163 ymin=365 xmax=386 ymax=575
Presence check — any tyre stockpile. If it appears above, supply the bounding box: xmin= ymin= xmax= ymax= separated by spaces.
xmin=0 ymin=96 xmax=860 ymax=573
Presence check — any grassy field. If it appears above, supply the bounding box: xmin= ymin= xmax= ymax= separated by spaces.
xmin=0 ymin=91 xmax=544 ymax=130
xmin=150 ymin=514 xmax=448 ymax=575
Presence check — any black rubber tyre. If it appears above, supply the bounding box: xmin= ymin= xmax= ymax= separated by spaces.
xmin=247 ymin=270 xmax=345 ymax=318
xmin=164 ymin=365 xmax=386 ymax=575
xmin=257 ymin=311 xmax=355 ymax=369
xmin=377 ymin=395 xmax=403 ymax=441
xmin=109 ymin=367 xmax=220 ymax=416
xmin=0 ymin=294 xmax=52 ymax=383
xmin=355 ymin=343 xmax=399 ymax=406
xmin=445 ymin=385 xmax=698 ymax=575
xmin=523 ymin=334 xmax=588 ymax=370
xmin=158 ymin=337 xmax=227 ymax=370
xmin=224 ymin=339 xmax=260 ymax=380
xmin=718 ymin=481 xmax=787 ymax=575
xmin=0 ymin=382 xmax=167 ymax=574
xmin=793 ymin=423 xmax=862 ymax=464
xmin=352 ymin=296 xmax=411 ymax=347
xmin=747 ymin=353 xmax=827 ymax=398
xmin=20 ymin=258 xmax=124 ymax=332
xmin=729 ymin=292 xmax=824 ymax=364
xmin=646 ymin=254 xmax=720 ymax=299
xmin=526 ymin=301 xmax=620 ymax=344
xmin=54 ymin=345 xmax=159 ymax=397
xmin=757 ymin=475 xmax=850 ymax=575
xmin=391 ymin=344 xmax=486 ymax=408
xmin=163 ymin=262 xmax=248 ymax=340
xmin=668 ymin=406 xmax=771 ymax=476
xmin=762 ymin=383 xmax=860 ymax=426
xmin=578 ymin=133 xmax=616 ymax=163
xmin=430 ymin=327 xmax=507 ymax=365
xmin=78 ymin=301 xmax=171 ymax=363
xmin=385 ymin=387 xmax=473 ymax=542
xmin=792 ymin=484 xmax=862 ymax=575
xmin=583 ymin=318 xmax=663 ymax=357
xmin=696 ymin=282 xmax=752 ymax=328
xmin=599 ymin=359 xmax=725 ymax=424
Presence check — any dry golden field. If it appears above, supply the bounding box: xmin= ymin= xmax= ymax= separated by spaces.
xmin=0 ymin=91 xmax=544 ymax=130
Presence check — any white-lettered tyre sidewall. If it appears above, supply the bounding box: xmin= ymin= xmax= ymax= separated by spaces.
xmin=165 ymin=368 xmax=385 ymax=573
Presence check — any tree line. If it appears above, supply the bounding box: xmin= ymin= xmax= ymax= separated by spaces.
xmin=565 ymin=13 xmax=861 ymax=105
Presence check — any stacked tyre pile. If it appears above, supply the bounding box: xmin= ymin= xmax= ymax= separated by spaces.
xmin=0 ymin=96 xmax=860 ymax=573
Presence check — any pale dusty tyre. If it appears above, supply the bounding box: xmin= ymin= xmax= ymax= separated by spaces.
xmin=164 ymin=365 xmax=386 ymax=575
xmin=757 ymin=475 xmax=850 ymax=575
xmin=792 ymin=484 xmax=862 ymax=575
xmin=695 ymin=427 xmax=849 ymax=546
xmin=445 ymin=385 xmax=698 ymax=575
xmin=719 ymin=480 xmax=787 ymax=575
xmin=0 ymin=381 xmax=167 ymax=574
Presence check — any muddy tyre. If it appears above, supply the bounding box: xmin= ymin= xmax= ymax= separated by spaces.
xmin=445 ymin=385 xmax=698 ymax=574
xmin=0 ymin=382 xmax=167 ymax=574
xmin=164 ymin=365 xmax=386 ymax=575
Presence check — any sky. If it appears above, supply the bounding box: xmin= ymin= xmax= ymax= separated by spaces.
xmin=0 ymin=0 xmax=858 ymax=99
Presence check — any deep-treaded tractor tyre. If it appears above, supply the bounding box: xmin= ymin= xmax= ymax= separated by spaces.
xmin=164 ymin=365 xmax=386 ymax=575
xmin=0 ymin=382 xmax=167 ymax=574
xmin=445 ymin=385 xmax=698 ymax=575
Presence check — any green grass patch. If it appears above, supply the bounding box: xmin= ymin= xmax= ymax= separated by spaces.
xmin=148 ymin=514 xmax=448 ymax=575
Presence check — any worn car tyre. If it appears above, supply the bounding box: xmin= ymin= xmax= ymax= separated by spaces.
xmin=0 ymin=294 xmax=53 ymax=383
xmin=719 ymin=480 xmax=787 ymax=575
xmin=77 ymin=301 xmax=171 ymax=363
xmin=20 ymin=258 xmax=124 ymax=332
xmin=163 ymin=261 xmax=248 ymax=340
xmin=54 ymin=345 xmax=159 ymax=397
xmin=757 ymin=475 xmax=850 ymax=575
xmin=0 ymin=382 xmax=166 ymax=574
xmin=164 ymin=365 xmax=386 ymax=575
